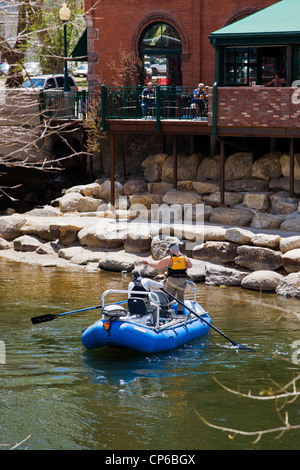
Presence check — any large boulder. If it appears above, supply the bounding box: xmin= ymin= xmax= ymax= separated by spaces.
xmin=197 ymin=154 xmax=220 ymax=180
xmin=235 ymin=245 xmax=282 ymax=271
xmin=98 ymin=180 xmax=123 ymax=201
xmin=270 ymin=191 xmax=298 ymax=215
xmin=280 ymin=214 xmax=300 ymax=232
xmin=203 ymin=191 xmax=243 ymax=206
xmin=161 ymin=153 xmax=203 ymax=182
xmin=225 ymin=227 xmax=253 ymax=245
xmin=252 ymin=152 xmax=282 ymax=180
xmin=98 ymin=252 xmax=140 ymax=272
xmin=250 ymin=213 xmax=284 ymax=230
xmin=225 ymin=152 xmax=253 ymax=181
xmin=281 ymin=249 xmax=300 ymax=273
xmin=82 ymin=182 xmax=102 ymax=198
xmin=13 ymin=235 xmax=42 ymax=252
xmin=241 ymin=270 xmax=283 ymax=291
xmin=276 ymin=272 xmax=300 ymax=298
xmin=78 ymin=221 xmax=127 ymax=249
xmin=280 ymin=153 xmax=300 ymax=180
xmin=280 ymin=236 xmax=300 ymax=253
xmin=193 ymin=241 xmax=239 ymax=264
xmin=162 ymin=190 xmax=202 ymax=205
xmin=0 ymin=216 xmax=26 ymax=240
xmin=20 ymin=219 xmax=61 ymax=241
xmin=193 ymin=181 xmax=219 ymax=194
xmin=123 ymin=230 xmax=152 ymax=253
xmin=123 ymin=180 xmax=148 ymax=196
xmin=226 ymin=178 xmax=269 ymax=192
xmin=242 ymin=192 xmax=270 ymax=211
xmin=142 ymin=153 xmax=169 ymax=182
xmin=251 ymin=233 xmax=281 ymax=250
xmin=205 ymin=263 xmax=249 ymax=286
xmin=210 ymin=207 xmax=254 ymax=226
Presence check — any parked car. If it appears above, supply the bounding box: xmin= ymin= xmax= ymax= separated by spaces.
xmin=24 ymin=62 xmax=41 ymax=76
xmin=148 ymin=59 xmax=167 ymax=76
xmin=73 ymin=64 xmax=88 ymax=77
xmin=0 ymin=62 xmax=9 ymax=76
xmin=21 ymin=74 xmax=78 ymax=91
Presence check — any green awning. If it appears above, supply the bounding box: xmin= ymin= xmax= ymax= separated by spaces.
xmin=209 ymin=0 xmax=300 ymax=45
xmin=70 ymin=29 xmax=87 ymax=61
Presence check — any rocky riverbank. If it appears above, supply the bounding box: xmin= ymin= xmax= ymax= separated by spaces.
xmin=1 ymin=196 xmax=300 ymax=299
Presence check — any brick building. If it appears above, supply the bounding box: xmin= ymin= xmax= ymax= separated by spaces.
xmin=84 ymin=0 xmax=278 ymax=91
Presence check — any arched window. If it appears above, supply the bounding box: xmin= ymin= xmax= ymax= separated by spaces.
xmin=139 ymin=22 xmax=182 ymax=86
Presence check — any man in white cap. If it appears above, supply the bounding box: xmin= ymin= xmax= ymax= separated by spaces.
xmin=192 ymin=83 xmax=205 ymax=116
xmin=142 ymin=243 xmax=192 ymax=316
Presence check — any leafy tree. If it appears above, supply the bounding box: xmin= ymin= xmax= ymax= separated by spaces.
xmin=0 ymin=0 xmax=85 ymax=84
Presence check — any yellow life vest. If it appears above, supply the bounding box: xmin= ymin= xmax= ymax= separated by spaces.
xmin=171 ymin=255 xmax=186 ymax=270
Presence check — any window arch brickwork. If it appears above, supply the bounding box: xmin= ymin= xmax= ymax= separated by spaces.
xmin=132 ymin=13 xmax=190 ymax=60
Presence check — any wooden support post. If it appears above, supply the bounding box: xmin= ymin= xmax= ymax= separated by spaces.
xmin=290 ymin=138 xmax=294 ymax=198
xmin=173 ymin=135 xmax=177 ymax=189
xmin=110 ymin=132 xmax=115 ymax=206
xmin=220 ymin=140 xmax=225 ymax=205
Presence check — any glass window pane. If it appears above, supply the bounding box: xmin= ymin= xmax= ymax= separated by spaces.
xmin=141 ymin=22 xmax=182 ymax=86
xmin=249 ymin=66 xmax=257 ymax=83
xmin=249 ymin=48 xmax=257 ymax=63
xmin=225 ymin=65 xmax=235 ymax=84
xmin=236 ymin=48 xmax=248 ymax=63
xmin=225 ymin=48 xmax=235 ymax=63
xmin=236 ymin=65 xmax=247 ymax=84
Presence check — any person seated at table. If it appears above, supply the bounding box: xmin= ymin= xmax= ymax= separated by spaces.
xmin=192 ymin=83 xmax=205 ymax=103
xmin=264 ymin=71 xmax=286 ymax=87
xmin=141 ymin=82 xmax=155 ymax=116
xmin=204 ymin=86 xmax=209 ymax=100
xmin=192 ymin=83 xmax=205 ymax=115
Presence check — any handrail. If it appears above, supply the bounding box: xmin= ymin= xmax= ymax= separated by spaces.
xmin=100 ymin=288 xmax=161 ymax=327
xmin=38 ymin=87 xmax=209 ymax=126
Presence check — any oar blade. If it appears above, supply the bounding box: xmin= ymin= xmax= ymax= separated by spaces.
xmin=31 ymin=314 xmax=58 ymax=325
xmin=234 ymin=342 xmax=255 ymax=352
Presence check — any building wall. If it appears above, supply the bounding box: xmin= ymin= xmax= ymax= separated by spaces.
xmin=208 ymin=87 xmax=300 ymax=131
xmin=85 ymin=0 xmax=279 ymax=90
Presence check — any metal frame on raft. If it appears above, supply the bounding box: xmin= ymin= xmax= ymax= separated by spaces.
xmin=100 ymin=280 xmax=199 ymax=329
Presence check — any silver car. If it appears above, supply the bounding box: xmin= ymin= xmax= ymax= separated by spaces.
xmin=73 ymin=64 xmax=88 ymax=78
xmin=22 ymin=74 xmax=78 ymax=91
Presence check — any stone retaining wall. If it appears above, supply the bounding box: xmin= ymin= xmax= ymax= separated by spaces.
xmin=1 ymin=205 xmax=300 ymax=299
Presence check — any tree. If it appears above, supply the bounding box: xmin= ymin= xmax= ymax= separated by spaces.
xmin=0 ymin=0 xmax=85 ymax=84
xmin=0 ymin=1 xmax=86 ymax=205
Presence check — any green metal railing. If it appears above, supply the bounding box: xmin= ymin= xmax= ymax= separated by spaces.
xmin=101 ymin=85 xmax=208 ymax=131
xmin=39 ymin=90 xmax=88 ymax=121
xmin=39 ymin=86 xmax=209 ymax=130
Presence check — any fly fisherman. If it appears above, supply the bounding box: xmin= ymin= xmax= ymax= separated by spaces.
xmin=142 ymin=243 xmax=192 ymax=317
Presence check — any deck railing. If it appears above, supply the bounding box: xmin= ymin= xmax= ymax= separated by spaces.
xmin=38 ymin=86 xmax=209 ymax=130
xmin=100 ymin=85 xmax=208 ymax=131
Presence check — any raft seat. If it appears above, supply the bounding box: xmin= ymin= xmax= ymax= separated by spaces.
xmin=128 ymin=298 xmax=149 ymax=316
xmin=151 ymin=291 xmax=176 ymax=317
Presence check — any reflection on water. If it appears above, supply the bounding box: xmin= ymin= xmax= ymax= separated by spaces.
xmin=0 ymin=259 xmax=300 ymax=450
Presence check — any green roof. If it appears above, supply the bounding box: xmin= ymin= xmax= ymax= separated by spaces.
xmin=210 ymin=0 xmax=300 ymax=44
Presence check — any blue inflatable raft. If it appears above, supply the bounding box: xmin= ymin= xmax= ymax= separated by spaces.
xmin=82 ymin=283 xmax=211 ymax=354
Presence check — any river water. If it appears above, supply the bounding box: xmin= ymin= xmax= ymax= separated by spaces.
xmin=1 ymin=258 xmax=300 ymax=451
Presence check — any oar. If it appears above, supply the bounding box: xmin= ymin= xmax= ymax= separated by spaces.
xmin=31 ymin=304 xmax=102 ymax=325
xmin=161 ymin=288 xmax=255 ymax=352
